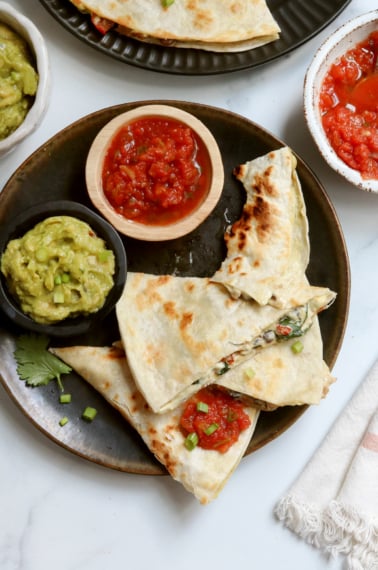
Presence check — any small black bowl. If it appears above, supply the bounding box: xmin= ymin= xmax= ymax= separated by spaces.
xmin=0 ymin=200 xmax=127 ymax=337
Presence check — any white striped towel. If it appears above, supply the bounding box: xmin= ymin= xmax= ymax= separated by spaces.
xmin=275 ymin=358 xmax=378 ymax=569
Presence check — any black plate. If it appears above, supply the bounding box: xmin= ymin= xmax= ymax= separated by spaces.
xmin=39 ymin=0 xmax=352 ymax=75
xmin=0 ymin=101 xmax=350 ymax=475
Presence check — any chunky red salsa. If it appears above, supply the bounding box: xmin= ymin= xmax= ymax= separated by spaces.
xmin=180 ymin=386 xmax=251 ymax=454
xmin=319 ymin=31 xmax=378 ymax=180
xmin=102 ymin=117 xmax=211 ymax=225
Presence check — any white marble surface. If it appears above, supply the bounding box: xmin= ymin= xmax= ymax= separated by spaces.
xmin=1 ymin=1 xmax=377 ymax=569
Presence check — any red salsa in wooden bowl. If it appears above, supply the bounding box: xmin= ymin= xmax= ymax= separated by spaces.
xmin=86 ymin=105 xmax=224 ymax=241
xmin=102 ymin=116 xmax=211 ymax=226
xmin=319 ymin=31 xmax=378 ymax=180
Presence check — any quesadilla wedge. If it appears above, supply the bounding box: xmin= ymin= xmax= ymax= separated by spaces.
xmin=117 ymin=271 xmax=335 ymax=413
xmin=211 ymin=147 xmax=311 ymax=308
xmin=69 ymin=0 xmax=280 ymax=53
xmin=217 ymin=317 xmax=335 ymax=410
xmin=50 ymin=344 xmax=260 ymax=504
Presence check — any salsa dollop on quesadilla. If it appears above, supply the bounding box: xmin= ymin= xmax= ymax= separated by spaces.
xmin=49 ymin=344 xmax=260 ymax=505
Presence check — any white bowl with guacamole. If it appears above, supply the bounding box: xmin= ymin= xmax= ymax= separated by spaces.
xmin=0 ymin=2 xmax=50 ymax=156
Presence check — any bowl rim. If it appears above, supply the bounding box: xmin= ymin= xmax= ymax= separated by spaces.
xmin=85 ymin=104 xmax=225 ymax=241
xmin=0 ymin=200 xmax=127 ymax=338
xmin=304 ymin=9 xmax=378 ymax=194
xmin=0 ymin=1 xmax=50 ymax=155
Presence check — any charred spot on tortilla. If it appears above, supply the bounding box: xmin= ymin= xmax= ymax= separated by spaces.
xmin=185 ymin=281 xmax=196 ymax=293
xmin=163 ymin=301 xmax=178 ymax=319
xmin=107 ymin=346 xmax=124 ymax=359
xmin=180 ymin=312 xmax=194 ymax=330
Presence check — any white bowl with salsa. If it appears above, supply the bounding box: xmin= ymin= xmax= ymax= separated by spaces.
xmin=304 ymin=10 xmax=378 ymax=194
xmin=85 ymin=104 xmax=225 ymax=241
xmin=0 ymin=2 xmax=50 ymax=157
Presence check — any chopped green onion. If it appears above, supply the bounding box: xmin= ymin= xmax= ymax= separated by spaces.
xmin=244 ymin=367 xmax=255 ymax=379
xmin=98 ymin=250 xmax=112 ymax=263
xmin=161 ymin=0 xmax=175 ymax=6
xmin=82 ymin=406 xmax=98 ymax=422
xmin=61 ymin=273 xmax=70 ymax=283
xmin=196 ymin=401 xmax=208 ymax=413
xmin=204 ymin=423 xmax=219 ymax=436
xmin=35 ymin=248 xmax=48 ymax=262
xmin=54 ymin=274 xmax=62 ymax=285
xmin=53 ymin=290 xmax=65 ymax=304
xmin=59 ymin=416 xmax=69 ymax=427
xmin=59 ymin=393 xmax=72 ymax=404
xmin=291 ymin=340 xmax=304 ymax=354
xmin=184 ymin=432 xmax=198 ymax=451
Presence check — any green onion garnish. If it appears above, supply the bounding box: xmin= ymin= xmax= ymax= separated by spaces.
xmin=59 ymin=393 xmax=72 ymax=404
xmin=59 ymin=416 xmax=69 ymax=427
xmin=196 ymin=401 xmax=208 ymax=413
xmin=185 ymin=432 xmax=199 ymax=451
xmin=204 ymin=423 xmax=219 ymax=436
xmin=53 ymin=290 xmax=65 ymax=304
xmin=244 ymin=367 xmax=255 ymax=379
xmin=82 ymin=406 xmax=98 ymax=422
xmin=98 ymin=250 xmax=112 ymax=263
xmin=61 ymin=273 xmax=70 ymax=283
xmin=291 ymin=340 xmax=304 ymax=354
xmin=161 ymin=0 xmax=175 ymax=7
xmin=35 ymin=248 xmax=48 ymax=262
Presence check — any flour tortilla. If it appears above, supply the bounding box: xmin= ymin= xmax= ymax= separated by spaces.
xmin=211 ymin=147 xmax=311 ymax=307
xmin=218 ymin=317 xmax=335 ymax=409
xmin=117 ymin=272 xmax=335 ymax=413
xmin=70 ymin=0 xmax=280 ymax=52
xmin=50 ymin=344 xmax=260 ymax=504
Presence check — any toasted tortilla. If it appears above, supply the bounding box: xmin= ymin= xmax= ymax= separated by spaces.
xmin=50 ymin=344 xmax=260 ymax=504
xmin=70 ymin=0 xmax=280 ymax=52
xmin=211 ymin=147 xmax=311 ymax=307
xmin=117 ymin=272 xmax=335 ymax=413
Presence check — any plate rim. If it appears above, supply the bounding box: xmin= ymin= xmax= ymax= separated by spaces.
xmin=37 ymin=0 xmax=352 ymax=75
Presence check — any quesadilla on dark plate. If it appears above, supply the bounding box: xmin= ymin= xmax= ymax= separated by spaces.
xmin=69 ymin=0 xmax=280 ymax=53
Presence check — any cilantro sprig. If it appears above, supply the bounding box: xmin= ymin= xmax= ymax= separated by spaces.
xmin=14 ymin=334 xmax=72 ymax=391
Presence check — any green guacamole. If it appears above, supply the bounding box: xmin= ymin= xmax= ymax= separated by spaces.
xmin=0 ymin=22 xmax=39 ymax=140
xmin=1 ymin=216 xmax=116 ymax=324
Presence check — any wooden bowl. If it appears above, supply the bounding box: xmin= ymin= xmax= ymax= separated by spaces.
xmin=85 ymin=104 xmax=224 ymax=241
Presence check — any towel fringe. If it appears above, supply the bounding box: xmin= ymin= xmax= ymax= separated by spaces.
xmin=275 ymin=495 xmax=378 ymax=569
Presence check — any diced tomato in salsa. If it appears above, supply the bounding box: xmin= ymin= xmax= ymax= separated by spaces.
xmin=180 ymin=386 xmax=252 ymax=454
xmin=102 ymin=117 xmax=211 ymax=225
xmin=319 ymin=31 xmax=378 ymax=180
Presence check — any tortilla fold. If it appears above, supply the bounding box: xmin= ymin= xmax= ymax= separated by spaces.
xmin=117 ymin=272 xmax=335 ymax=413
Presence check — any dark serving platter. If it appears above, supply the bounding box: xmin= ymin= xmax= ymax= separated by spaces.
xmin=0 ymin=100 xmax=350 ymax=475
xmin=38 ymin=0 xmax=352 ymax=75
